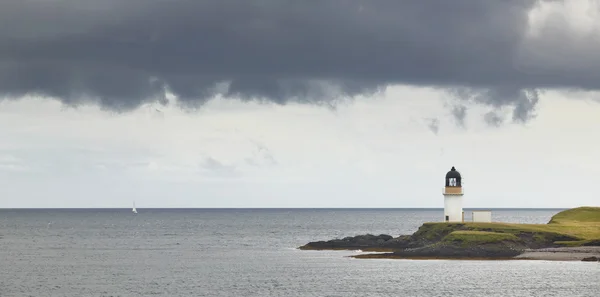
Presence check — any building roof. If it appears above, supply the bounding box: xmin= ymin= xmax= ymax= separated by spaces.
xmin=445 ymin=166 xmax=461 ymax=179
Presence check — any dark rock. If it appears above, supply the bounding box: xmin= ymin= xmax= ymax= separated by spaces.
xmin=299 ymin=234 xmax=397 ymax=251
xmin=380 ymin=235 xmax=414 ymax=249
xmin=582 ymin=240 xmax=600 ymax=247
xmin=581 ymin=256 xmax=599 ymax=262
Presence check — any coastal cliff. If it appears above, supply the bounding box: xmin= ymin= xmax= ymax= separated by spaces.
xmin=299 ymin=207 xmax=600 ymax=261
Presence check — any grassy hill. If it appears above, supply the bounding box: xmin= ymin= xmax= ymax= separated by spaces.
xmin=549 ymin=206 xmax=600 ymax=224
xmin=416 ymin=206 xmax=600 ymax=248
xmin=442 ymin=231 xmax=521 ymax=246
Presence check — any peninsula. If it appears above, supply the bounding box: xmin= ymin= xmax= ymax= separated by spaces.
xmin=299 ymin=206 xmax=600 ymax=261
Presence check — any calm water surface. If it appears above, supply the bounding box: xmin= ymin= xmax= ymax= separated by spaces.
xmin=1 ymin=208 xmax=598 ymax=297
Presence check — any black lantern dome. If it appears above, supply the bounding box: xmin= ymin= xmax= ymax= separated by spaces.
xmin=445 ymin=166 xmax=462 ymax=187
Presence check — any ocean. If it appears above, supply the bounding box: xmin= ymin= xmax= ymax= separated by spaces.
xmin=0 ymin=208 xmax=598 ymax=297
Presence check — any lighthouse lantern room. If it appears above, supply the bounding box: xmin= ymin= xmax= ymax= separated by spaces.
xmin=443 ymin=166 xmax=464 ymax=222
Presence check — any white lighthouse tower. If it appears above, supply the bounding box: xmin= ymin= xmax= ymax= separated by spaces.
xmin=443 ymin=166 xmax=464 ymax=222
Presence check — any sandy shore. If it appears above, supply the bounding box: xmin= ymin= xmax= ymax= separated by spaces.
xmin=514 ymin=247 xmax=600 ymax=261
xmin=348 ymin=247 xmax=600 ymax=261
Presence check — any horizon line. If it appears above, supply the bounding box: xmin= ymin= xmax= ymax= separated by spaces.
xmin=0 ymin=207 xmax=571 ymax=210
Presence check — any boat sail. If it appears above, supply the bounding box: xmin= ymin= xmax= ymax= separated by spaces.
xmin=132 ymin=201 xmax=137 ymax=214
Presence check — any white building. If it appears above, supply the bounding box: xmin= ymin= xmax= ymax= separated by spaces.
xmin=443 ymin=166 xmax=464 ymax=222
xmin=472 ymin=210 xmax=492 ymax=223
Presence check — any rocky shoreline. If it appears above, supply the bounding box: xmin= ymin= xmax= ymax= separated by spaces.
xmin=299 ymin=207 xmax=600 ymax=262
xmin=299 ymin=224 xmax=600 ymax=262
xmin=300 ymin=232 xmax=600 ymax=262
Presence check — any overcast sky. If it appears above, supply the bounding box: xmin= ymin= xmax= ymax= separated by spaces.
xmin=1 ymin=0 xmax=599 ymax=208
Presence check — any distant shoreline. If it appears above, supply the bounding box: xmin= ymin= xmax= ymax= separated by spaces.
xmin=0 ymin=207 xmax=570 ymax=210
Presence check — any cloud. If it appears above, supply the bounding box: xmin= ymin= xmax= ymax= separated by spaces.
xmin=200 ymin=157 xmax=239 ymax=178
xmin=1 ymin=0 xmax=599 ymax=122
xmin=425 ymin=118 xmax=440 ymax=134
xmin=512 ymin=89 xmax=541 ymax=123
xmin=451 ymin=105 xmax=467 ymax=128
xmin=0 ymin=153 xmax=30 ymax=172
xmin=245 ymin=140 xmax=278 ymax=167
xmin=484 ymin=111 xmax=504 ymax=127
xmin=448 ymin=87 xmax=542 ymax=124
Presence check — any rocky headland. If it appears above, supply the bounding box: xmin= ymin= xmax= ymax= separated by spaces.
xmin=299 ymin=207 xmax=600 ymax=261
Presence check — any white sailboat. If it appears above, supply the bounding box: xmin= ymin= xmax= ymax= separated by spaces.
xmin=132 ymin=201 xmax=138 ymax=214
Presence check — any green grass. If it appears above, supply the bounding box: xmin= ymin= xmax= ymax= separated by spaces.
xmin=412 ymin=222 xmax=464 ymax=241
xmin=549 ymin=206 xmax=600 ymax=224
xmin=553 ymin=239 xmax=596 ymax=247
xmin=443 ymin=231 xmax=520 ymax=246
xmin=545 ymin=207 xmax=600 ymax=243
xmin=418 ymin=207 xmax=600 ymax=247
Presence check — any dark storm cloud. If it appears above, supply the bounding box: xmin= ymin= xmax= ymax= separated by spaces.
xmin=0 ymin=0 xmax=596 ymax=120
xmin=448 ymin=87 xmax=541 ymax=123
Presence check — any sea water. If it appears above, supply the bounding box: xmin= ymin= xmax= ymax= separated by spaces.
xmin=0 ymin=208 xmax=598 ymax=297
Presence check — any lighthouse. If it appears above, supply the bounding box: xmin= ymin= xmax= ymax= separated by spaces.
xmin=443 ymin=166 xmax=464 ymax=222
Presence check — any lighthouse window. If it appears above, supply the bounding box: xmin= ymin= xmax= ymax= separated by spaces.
xmin=449 ymin=178 xmax=457 ymax=186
